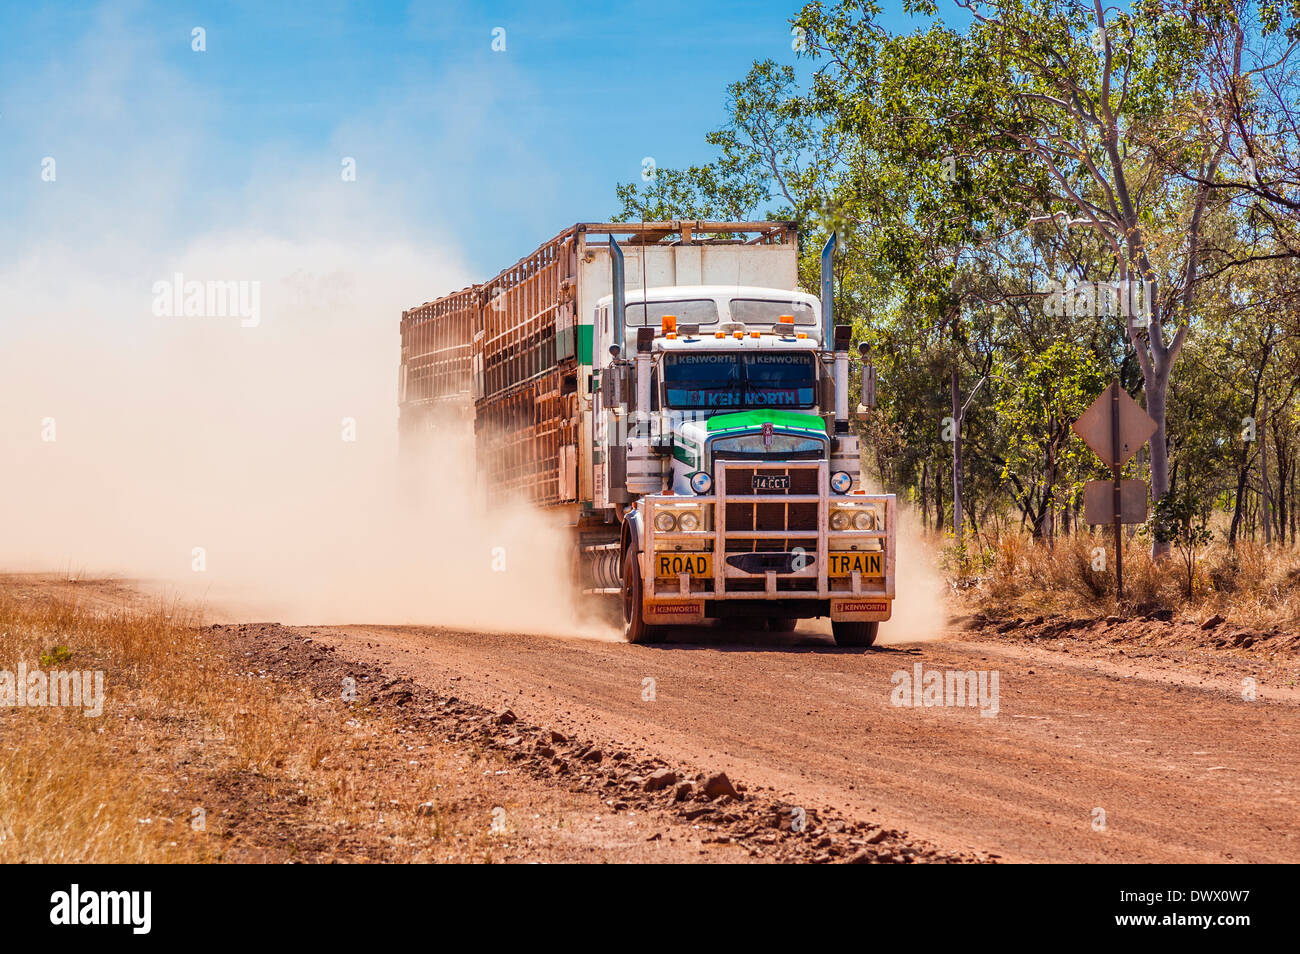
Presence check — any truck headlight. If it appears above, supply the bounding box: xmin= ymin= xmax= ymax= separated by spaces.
xmin=689 ymin=471 xmax=712 ymax=495
xmin=831 ymin=504 xmax=877 ymax=531
xmin=830 ymin=471 xmax=852 ymax=494
xmin=653 ymin=511 xmax=677 ymax=532
xmin=678 ymin=511 xmax=700 ymax=531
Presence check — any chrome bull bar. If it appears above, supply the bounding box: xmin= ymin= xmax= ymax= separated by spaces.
xmin=642 ymin=459 xmax=896 ymax=602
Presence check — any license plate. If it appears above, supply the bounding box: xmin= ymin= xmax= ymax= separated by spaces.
xmin=827 ymin=551 xmax=883 ymax=577
xmin=752 ymin=474 xmax=789 ymax=491
xmin=654 ymin=552 xmax=713 ymax=578
xmin=645 ymin=600 xmax=705 ymax=623
xmin=831 ymin=598 xmax=892 ymax=622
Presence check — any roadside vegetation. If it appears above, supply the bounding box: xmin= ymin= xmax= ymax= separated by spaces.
xmin=945 ymin=532 xmax=1300 ymax=632
xmin=614 ymin=0 xmax=1300 ymax=617
xmin=0 ymin=577 xmax=499 ymax=862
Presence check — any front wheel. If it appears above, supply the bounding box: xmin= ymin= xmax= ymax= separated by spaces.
xmin=831 ymin=620 xmax=879 ymax=648
xmin=622 ymin=547 xmax=665 ymax=644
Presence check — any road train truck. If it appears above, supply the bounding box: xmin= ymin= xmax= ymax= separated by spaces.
xmin=399 ymin=221 xmax=896 ymax=646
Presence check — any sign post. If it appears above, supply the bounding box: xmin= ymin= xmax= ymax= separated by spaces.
xmin=1110 ymin=380 xmax=1122 ymax=596
xmin=1071 ymin=379 xmax=1158 ymax=602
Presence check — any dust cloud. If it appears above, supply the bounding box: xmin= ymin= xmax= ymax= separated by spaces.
xmin=1 ymin=237 xmax=943 ymax=643
xmin=874 ymin=504 xmax=951 ymax=645
xmin=0 ymin=237 xmax=613 ymax=638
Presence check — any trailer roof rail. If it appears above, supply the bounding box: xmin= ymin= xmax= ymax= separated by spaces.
xmin=575 ymin=221 xmax=796 ymax=246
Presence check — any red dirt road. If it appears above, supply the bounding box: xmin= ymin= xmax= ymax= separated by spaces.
xmin=302 ymin=619 xmax=1300 ymax=863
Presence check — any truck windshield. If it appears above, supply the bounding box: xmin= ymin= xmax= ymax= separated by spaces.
xmin=662 ymin=352 xmax=816 ymax=410
xmin=711 ymin=433 xmax=826 ymax=458
xmin=626 ymin=299 xmax=719 ymax=327
xmin=729 ymin=299 xmax=816 ymax=326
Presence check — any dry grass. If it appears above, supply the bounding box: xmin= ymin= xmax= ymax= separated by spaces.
xmin=0 ymin=578 xmax=503 ymax=862
xmin=954 ymin=532 xmax=1300 ymax=631
xmin=0 ymin=585 xmax=212 ymax=861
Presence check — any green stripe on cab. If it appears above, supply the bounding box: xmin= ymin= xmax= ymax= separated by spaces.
xmin=706 ymin=410 xmax=828 ymax=434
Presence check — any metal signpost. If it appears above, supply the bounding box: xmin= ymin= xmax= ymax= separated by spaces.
xmin=1071 ymin=378 xmax=1158 ymax=599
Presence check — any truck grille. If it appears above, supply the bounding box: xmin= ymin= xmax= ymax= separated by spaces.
xmin=723 ymin=466 xmax=818 ymax=554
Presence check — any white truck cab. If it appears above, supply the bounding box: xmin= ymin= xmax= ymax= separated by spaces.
xmin=401 ymin=221 xmax=896 ymax=650
xmin=593 ymin=263 xmax=895 ymax=647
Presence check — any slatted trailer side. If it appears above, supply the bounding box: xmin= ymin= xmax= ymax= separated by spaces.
xmin=398 ymin=286 xmax=478 ymax=442
xmin=401 ymin=221 xmax=799 ymax=510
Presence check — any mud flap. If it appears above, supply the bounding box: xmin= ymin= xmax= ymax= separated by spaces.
xmin=644 ymin=600 xmax=706 ymax=624
xmin=830 ymin=599 xmax=892 ymax=622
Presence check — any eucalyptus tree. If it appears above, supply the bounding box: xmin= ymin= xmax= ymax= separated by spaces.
xmin=787 ymin=2 xmax=1071 ymax=545
xmin=609 ymin=0 xmax=1300 ymax=556
xmin=1160 ymin=0 xmax=1300 ymax=257
xmin=797 ymin=0 xmax=1232 ymax=555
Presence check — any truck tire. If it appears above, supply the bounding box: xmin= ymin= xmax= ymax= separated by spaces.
xmin=622 ymin=548 xmax=665 ymax=645
xmin=831 ymin=620 xmax=879 ymax=648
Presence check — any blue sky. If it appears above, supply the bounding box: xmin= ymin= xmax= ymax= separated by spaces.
xmin=1 ymin=0 xmax=958 ymax=584
xmin=1 ymin=0 xmax=935 ymax=277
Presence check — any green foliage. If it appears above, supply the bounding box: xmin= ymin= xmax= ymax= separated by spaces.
xmin=1145 ymin=489 xmax=1213 ymax=548
xmin=613 ymin=61 xmax=824 ymax=225
xmin=609 ymin=0 xmax=1300 ymax=551
xmin=1143 ymin=487 xmax=1215 ymax=596
xmin=996 ymin=341 xmax=1110 ymax=522
xmin=39 ymin=645 xmax=73 ymax=667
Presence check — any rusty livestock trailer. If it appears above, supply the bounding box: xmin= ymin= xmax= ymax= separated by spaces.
xmin=400 ymin=220 xmax=897 ymax=646
xmin=398 ymin=285 xmax=477 ymax=443
xmin=399 ymin=221 xmax=799 ymax=511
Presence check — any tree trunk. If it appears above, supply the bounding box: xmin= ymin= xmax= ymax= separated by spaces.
xmin=1284 ymin=467 xmax=1294 ymax=548
xmin=920 ymin=458 xmax=929 ymax=531
xmin=1229 ymin=478 xmax=1245 ymax=547
xmin=951 ymin=364 xmax=964 ymax=548
xmin=1143 ymin=366 xmax=1172 ymax=556
xmin=1229 ymin=380 xmax=1267 ymax=548
xmin=1271 ymin=414 xmax=1289 ymax=546
xmin=934 ymin=457 xmax=944 ymax=534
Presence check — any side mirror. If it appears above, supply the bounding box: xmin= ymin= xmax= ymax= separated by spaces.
xmin=858 ymin=342 xmax=876 ymax=414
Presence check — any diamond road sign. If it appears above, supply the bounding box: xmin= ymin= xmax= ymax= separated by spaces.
xmin=1071 ymin=381 xmax=1158 ymax=469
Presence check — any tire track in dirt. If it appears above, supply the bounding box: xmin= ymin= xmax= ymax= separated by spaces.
xmin=223 ymin=622 xmax=981 ymax=863
xmin=301 ymin=620 xmax=1300 ymax=863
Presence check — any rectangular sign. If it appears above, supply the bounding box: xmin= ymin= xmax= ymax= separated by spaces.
xmin=654 ymin=552 xmax=712 ymax=578
xmin=830 ymin=599 xmax=892 ymax=622
xmin=644 ymin=600 xmax=705 ymax=624
xmin=827 ymin=551 xmax=883 ymax=578
xmin=1083 ymin=479 xmax=1148 ymax=525
xmin=752 ymin=474 xmax=790 ymax=491
xmin=665 ymin=388 xmax=809 ymax=409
